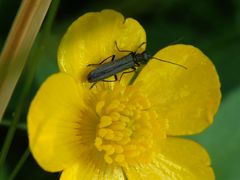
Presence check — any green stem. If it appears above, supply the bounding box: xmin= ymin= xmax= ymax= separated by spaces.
xmin=122 ymin=167 xmax=128 ymax=180
xmin=0 ymin=0 xmax=52 ymax=120
xmin=128 ymin=66 xmax=143 ymax=85
xmin=0 ymin=87 xmax=28 ymax=170
xmin=0 ymin=0 xmax=60 ymax=176
xmin=0 ymin=120 xmax=27 ymax=131
xmin=8 ymin=148 xmax=30 ymax=180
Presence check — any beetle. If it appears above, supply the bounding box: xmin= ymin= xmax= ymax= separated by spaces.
xmin=87 ymin=41 xmax=187 ymax=88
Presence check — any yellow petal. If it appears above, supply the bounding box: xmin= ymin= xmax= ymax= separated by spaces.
xmin=58 ymin=9 xmax=146 ymax=84
xmin=135 ymin=44 xmax=221 ymax=135
xmin=28 ymin=73 xmax=88 ymax=172
xmin=124 ymin=137 xmax=214 ymax=180
xmin=60 ymin=161 xmax=124 ymax=180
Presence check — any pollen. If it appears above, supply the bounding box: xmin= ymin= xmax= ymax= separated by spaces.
xmin=93 ymin=83 xmax=167 ymax=166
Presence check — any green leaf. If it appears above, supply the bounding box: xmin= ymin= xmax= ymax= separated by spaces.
xmin=0 ymin=165 xmax=9 ymax=180
xmin=193 ymin=87 xmax=240 ymax=180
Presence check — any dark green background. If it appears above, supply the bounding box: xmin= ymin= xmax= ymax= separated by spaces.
xmin=0 ymin=0 xmax=240 ymax=179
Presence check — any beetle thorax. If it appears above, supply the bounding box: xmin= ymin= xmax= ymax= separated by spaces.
xmin=134 ymin=52 xmax=151 ymax=64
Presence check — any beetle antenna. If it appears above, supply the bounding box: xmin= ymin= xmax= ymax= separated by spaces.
xmin=151 ymin=57 xmax=188 ymax=70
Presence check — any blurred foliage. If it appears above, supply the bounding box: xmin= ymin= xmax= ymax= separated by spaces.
xmin=193 ymin=87 xmax=240 ymax=180
xmin=0 ymin=0 xmax=240 ymax=179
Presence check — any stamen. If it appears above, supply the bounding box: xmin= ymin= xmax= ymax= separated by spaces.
xmin=99 ymin=116 xmax=112 ymax=128
xmin=93 ymin=83 xmax=167 ymax=166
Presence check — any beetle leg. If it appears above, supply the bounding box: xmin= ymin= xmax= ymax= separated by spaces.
xmin=101 ymin=74 xmax=117 ymax=82
xmin=115 ymin=41 xmax=146 ymax=54
xmin=90 ymin=75 xmax=117 ymax=88
xmin=90 ymin=82 xmax=97 ymax=89
xmin=115 ymin=41 xmax=133 ymax=53
xmin=100 ymin=74 xmax=118 ymax=82
xmin=136 ymin=62 xmax=141 ymax=66
xmin=102 ymin=78 xmax=118 ymax=82
xmin=114 ymin=74 xmax=118 ymax=81
xmin=87 ymin=55 xmax=115 ymax=66
xmin=119 ymin=67 xmax=136 ymax=81
xmin=135 ymin=42 xmax=146 ymax=53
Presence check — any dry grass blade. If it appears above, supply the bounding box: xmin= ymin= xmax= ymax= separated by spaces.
xmin=0 ymin=0 xmax=52 ymax=120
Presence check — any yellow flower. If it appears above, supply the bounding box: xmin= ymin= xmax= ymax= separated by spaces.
xmin=28 ymin=10 xmax=221 ymax=179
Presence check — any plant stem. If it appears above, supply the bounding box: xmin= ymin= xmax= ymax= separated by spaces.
xmin=0 ymin=0 xmax=52 ymax=120
xmin=0 ymin=120 xmax=26 ymax=131
xmin=0 ymin=0 xmax=60 ymax=176
xmin=8 ymin=148 xmax=30 ymax=180
xmin=128 ymin=66 xmax=143 ymax=85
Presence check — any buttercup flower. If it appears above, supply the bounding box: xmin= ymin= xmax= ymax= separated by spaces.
xmin=28 ymin=10 xmax=221 ymax=179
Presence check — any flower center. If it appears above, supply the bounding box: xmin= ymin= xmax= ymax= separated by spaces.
xmin=93 ymin=83 xmax=167 ymax=166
